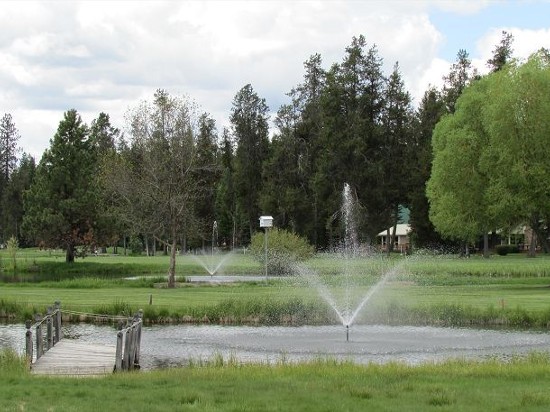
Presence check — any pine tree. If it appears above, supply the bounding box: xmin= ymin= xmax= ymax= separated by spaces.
xmin=230 ymin=84 xmax=270 ymax=241
xmin=22 ymin=110 xmax=100 ymax=262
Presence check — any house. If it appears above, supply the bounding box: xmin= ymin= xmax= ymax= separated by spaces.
xmin=377 ymin=224 xmax=411 ymax=253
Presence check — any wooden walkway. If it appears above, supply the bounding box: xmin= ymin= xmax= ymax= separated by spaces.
xmin=26 ymin=301 xmax=142 ymax=376
xmin=31 ymin=340 xmax=117 ymax=376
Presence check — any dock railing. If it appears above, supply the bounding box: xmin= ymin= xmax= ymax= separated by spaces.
xmin=115 ymin=309 xmax=143 ymax=372
xmin=25 ymin=301 xmax=62 ymax=363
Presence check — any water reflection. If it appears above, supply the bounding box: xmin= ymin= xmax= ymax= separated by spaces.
xmin=2 ymin=323 xmax=549 ymax=370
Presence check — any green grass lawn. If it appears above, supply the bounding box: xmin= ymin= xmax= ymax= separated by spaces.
xmin=2 ymin=350 xmax=550 ymax=411
xmin=3 ymin=251 xmax=550 ymax=410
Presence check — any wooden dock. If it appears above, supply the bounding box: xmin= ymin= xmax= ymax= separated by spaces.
xmin=31 ymin=340 xmax=116 ymax=376
xmin=26 ymin=301 xmax=143 ymax=377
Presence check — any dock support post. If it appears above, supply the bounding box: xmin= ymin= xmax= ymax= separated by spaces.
xmin=35 ymin=313 xmax=43 ymax=360
xmin=134 ymin=310 xmax=143 ymax=369
xmin=25 ymin=320 xmax=33 ymax=365
xmin=115 ymin=321 xmax=124 ymax=372
xmin=54 ymin=301 xmax=62 ymax=343
xmin=46 ymin=306 xmax=53 ymax=350
xmin=123 ymin=327 xmax=131 ymax=370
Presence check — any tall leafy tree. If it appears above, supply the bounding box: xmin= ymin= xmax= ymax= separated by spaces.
xmin=408 ymin=87 xmax=446 ymax=248
xmin=230 ymin=84 xmax=270 ymax=241
xmin=483 ymin=51 xmax=550 ymax=255
xmin=22 ymin=110 xmax=100 ymax=262
xmin=427 ymin=77 xmax=495 ymax=256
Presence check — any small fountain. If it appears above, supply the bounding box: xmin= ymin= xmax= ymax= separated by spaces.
xmin=192 ymin=221 xmax=233 ymax=277
xmin=295 ymin=183 xmax=405 ymax=341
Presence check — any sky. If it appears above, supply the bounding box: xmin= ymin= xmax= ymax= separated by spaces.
xmin=2 ymin=0 xmax=550 ymax=159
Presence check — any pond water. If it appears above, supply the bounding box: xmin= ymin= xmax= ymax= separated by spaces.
xmin=2 ymin=323 xmax=549 ymax=370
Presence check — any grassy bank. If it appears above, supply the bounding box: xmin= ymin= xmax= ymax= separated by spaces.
xmin=1 ymin=250 xmax=550 ymax=328
xmin=2 ymin=282 xmax=550 ymax=328
xmin=2 ymin=349 xmax=550 ymax=411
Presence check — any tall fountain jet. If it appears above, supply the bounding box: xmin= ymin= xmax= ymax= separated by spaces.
xmin=294 ymin=183 xmax=404 ymax=342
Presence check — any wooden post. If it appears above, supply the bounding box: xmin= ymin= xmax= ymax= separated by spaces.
xmin=54 ymin=301 xmax=62 ymax=343
xmin=25 ymin=320 xmax=33 ymax=365
xmin=35 ymin=313 xmax=43 ymax=360
xmin=134 ymin=310 xmax=143 ymax=368
xmin=46 ymin=306 xmax=53 ymax=350
xmin=128 ymin=326 xmax=136 ymax=371
xmin=115 ymin=321 xmax=124 ymax=372
xmin=123 ymin=327 xmax=131 ymax=370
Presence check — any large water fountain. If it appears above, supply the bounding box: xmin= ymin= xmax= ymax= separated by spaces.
xmin=294 ymin=183 xmax=405 ymax=341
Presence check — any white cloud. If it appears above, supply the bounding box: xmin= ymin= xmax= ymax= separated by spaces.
xmin=471 ymin=26 xmax=550 ymax=75
xmin=430 ymin=0 xmax=493 ymax=14
xmin=1 ymin=0 xmax=549 ymax=159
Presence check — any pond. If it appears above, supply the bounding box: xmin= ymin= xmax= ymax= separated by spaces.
xmin=2 ymin=323 xmax=549 ymax=370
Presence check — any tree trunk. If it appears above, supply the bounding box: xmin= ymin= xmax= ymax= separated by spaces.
xmin=167 ymin=226 xmax=177 ymax=288
xmin=528 ymin=215 xmax=539 ymax=258
xmin=532 ymin=225 xmax=549 ymax=254
xmin=528 ymin=236 xmax=537 ymax=258
xmin=167 ymin=240 xmax=177 ymax=288
xmin=483 ymin=232 xmax=490 ymax=258
xmin=66 ymin=244 xmax=75 ymax=263
xmin=391 ymin=224 xmax=397 ymax=253
xmin=232 ymin=215 xmax=237 ymax=250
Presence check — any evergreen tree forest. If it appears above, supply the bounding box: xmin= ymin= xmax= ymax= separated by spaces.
xmin=2 ymin=32 xmax=549 ymax=262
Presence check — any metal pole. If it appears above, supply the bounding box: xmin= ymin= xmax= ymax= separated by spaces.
xmin=264 ymin=228 xmax=268 ymax=281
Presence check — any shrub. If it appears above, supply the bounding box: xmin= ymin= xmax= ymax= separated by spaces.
xmin=495 ymin=245 xmax=520 ymax=256
xmin=128 ymin=236 xmax=144 ymax=256
xmin=250 ymin=228 xmax=314 ymax=276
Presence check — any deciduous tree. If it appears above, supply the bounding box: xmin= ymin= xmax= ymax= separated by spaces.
xmin=107 ymin=90 xmax=205 ymax=286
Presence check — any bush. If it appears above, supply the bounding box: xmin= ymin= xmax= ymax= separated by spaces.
xmin=495 ymin=245 xmax=520 ymax=256
xmin=250 ymin=228 xmax=314 ymax=276
xmin=128 ymin=236 xmax=144 ymax=256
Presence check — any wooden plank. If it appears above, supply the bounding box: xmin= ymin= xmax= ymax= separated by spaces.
xmin=31 ymin=340 xmax=117 ymax=376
